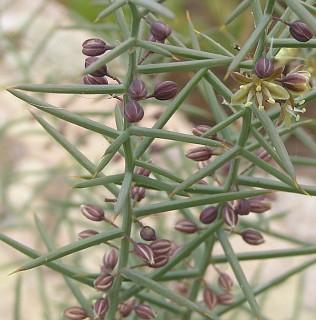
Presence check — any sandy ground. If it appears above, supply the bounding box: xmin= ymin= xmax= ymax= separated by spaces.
xmin=1 ymin=1 xmax=316 ymax=319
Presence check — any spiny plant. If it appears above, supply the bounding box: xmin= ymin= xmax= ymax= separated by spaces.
xmin=2 ymin=0 xmax=316 ymax=319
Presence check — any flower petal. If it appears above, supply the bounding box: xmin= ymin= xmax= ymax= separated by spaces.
xmin=231 ymin=83 xmax=253 ymax=105
xmin=265 ymin=82 xmax=290 ymax=100
xmin=231 ymin=72 xmax=252 ymax=84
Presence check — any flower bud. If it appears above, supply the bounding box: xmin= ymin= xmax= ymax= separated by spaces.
xmin=199 ymin=206 xmax=218 ymax=224
xmin=83 ymin=74 xmax=108 ymax=85
xmin=289 ymin=21 xmax=313 ymax=42
xmin=192 ymin=125 xmax=217 ymax=139
xmin=150 ymin=21 xmax=172 ymax=41
xmin=234 ymin=199 xmax=251 ymax=216
xmin=82 ymin=38 xmax=114 ymax=56
xmin=197 ymin=179 xmax=208 ymax=185
xmin=218 ymin=272 xmax=234 ymax=292
xmin=63 ymin=306 xmax=88 ymax=320
xmin=222 ymin=206 xmax=238 ymax=228
xmin=217 ymin=292 xmax=234 ymax=305
xmin=185 ymin=146 xmax=213 ymax=162
xmin=174 ymin=220 xmax=198 ymax=234
xmin=102 ymin=249 xmax=118 ymax=272
xmin=153 ymin=81 xmax=178 ymax=100
xmin=248 ymin=196 xmax=271 ymax=213
xmin=131 ymin=186 xmax=146 ymax=202
xmin=94 ymin=272 xmax=114 ymax=291
xmin=134 ymin=160 xmax=152 ymax=177
xmin=149 ymin=254 xmax=169 ymax=268
xmin=140 ymin=226 xmax=157 ymax=241
xmin=85 ymin=57 xmax=108 ymax=77
xmin=134 ymin=304 xmax=157 ymax=319
xmin=124 ymin=101 xmax=144 ymax=123
xmin=80 ymin=204 xmax=105 ymax=221
xmin=149 ymin=239 xmax=171 ymax=256
xmin=203 ymin=288 xmax=218 ymax=310
xmin=254 ymin=55 xmax=274 ymax=79
xmin=133 ymin=242 xmax=155 ymax=265
xmin=280 ymin=70 xmax=311 ymax=95
xmin=77 ymin=229 xmax=99 ymax=240
xmin=241 ymin=229 xmax=265 ymax=245
xmin=93 ymin=297 xmax=109 ymax=319
xmin=119 ymin=299 xmax=136 ymax=317
xmin=128 ymin=78 xmax=148 ymax=100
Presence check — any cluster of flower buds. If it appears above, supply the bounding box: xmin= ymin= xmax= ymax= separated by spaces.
xmin=82 ymin=38 xmax=119 ymax=85
xmin=125 ymin=77 xmax=178 ymax=124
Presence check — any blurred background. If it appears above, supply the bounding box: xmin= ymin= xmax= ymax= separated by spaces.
xmin=1 ymin=0 xmax=316 ymax=319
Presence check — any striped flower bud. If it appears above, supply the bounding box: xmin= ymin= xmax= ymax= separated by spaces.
xmin=102 ymin=249 xmax=118 ymax=272
xmin=150 ymin=21 xmax=172 ymax=41
xmin=133 ymin=242 xmax=155 ymax=265
xmin=248 ymin=196 xmax=271 ymax=213
xmin=119 ymin=299 xmax=136 ymax=317
xmin=254 ymin=55 xmax=274 ymax=79
xmin=128 ymin=78 xmax=148 ymax=100
xmin=83 ymin=74 xmax=108 ymax=85
xmin=153 ymin=81 xmax=178 ymax=100
xmin=93 ymin=297 xmax=109 ymax=320
xmin=217 ymin=292 xmax=234 ymax=305
xmin=94 ymin=272 xmax=114 ymax=291
xmin=280 ymin=69 xmax=311 ymax=95
xmin=289 ymin=20 xmax=313 ymax=42
xmin=135 ymin=304 xmax=157 ymax=319
xmin=149 ymin=254 xmax=169 ymax=268
xmin=77 ymin=229 xmax=99 ymax=240
xmin=85 ymin=57 xmax=108 ymax=77
xmin=82 ymin=38 xmax=114 ymax=56
xmin=63 ymin=306 xmax=88 ymax=320
xmin=241 ymin=229 xmax=265 ymax=245
xmin=218 ymin=272 xmax=234 ymax=292
xmin=131 ymin=186 xmax=146 ymax=202
xmin=222 ymin=206 xmax=238 ymax=228
xmin=234 ymin=199 xmax=251 ymax=216
xmin=124 ymin=100 xmax=144 ymax=123
xmin=174 ymin=220 xmax=198 ymax=234
xmin=192 ymin=125 xmax=217 ymax=139
xmin=149 ymin=239 xmax=172 ymax=256
xmin=134 ymin=161 xmax=152 ymax=177
xmin=80 ymin=204 xmax=105 ymax=221
xmin=140 ymin=226 xmax=157 ymax=241
xmin=186 ymin=146 xmax=213 ymax=162
xmin=203 ymin=288 xmax=218 ymax=310
xmin=199 ymin=206 xmax=218 ymax=224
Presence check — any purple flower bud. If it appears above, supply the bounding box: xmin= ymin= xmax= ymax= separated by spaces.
xmin=124 ymin=101 xmax=144 ymax=123
xmin=248 ymin=196 xmax=271 ymax=213
xmin=119 ymin=299 xmax=136 ymax=317
xmin=102 ymin=249 xmax=118 ymax=272
xmin=203 ymin=288 xmax=218 ymax=310
xmin=94 ymin=272 xmax=114 ymax=291
xmin=80 ymin=204 xmax=105 ymax=222
xmin=150 ymin=21 xmax=172 ymax=41
xmin=135 ymin=303 xmax=157 ymax=319
xmin=93 ymin=297 xmax=109 ymax=319
xmin=77 ymin=229 xmax=99 ymax=240
xmin=140 ymin=226 xmax=157 ymax=241
xmin=149 ymin=239 xmax=172 ymax=256
xmin=85 ymin=57 xmax=108 ymax=77
xmin=134 ymin=161 xmax=152 ymax=177
xmin=254 ymin=55 xmax=274 ymax=79
xmin=199 ymin=206 xmax=218 ymax=224
xmin=185 ymin=146 xmax=213 ymax=162
xmin=174 ymin=220 xmax=198 ymax=234
xmin=241 ymin=229 xmax=265 ymax=245
xmin=280 ymin=71 xmax=310 ymax=94
xmin=192 ymin=125 xmax=217 ymax=139
xmin=222 ymin=206 xmax=238 ymax=228
xmin=63 ymin=306 xmax=88 ymax=320
xmin=153 ymin=81 xmax=178 ymax=100
xmin=133 ymin=242 xmax=155 ymax=265
xmin=128 ymin=78 xmax=148 ymax=100
xmin=197 ymin=179 xmax=208 ymax=185
xmin=131 ymin=186 xmax=146 ymax=202
xmin=82 ymin=38 xmax=114 ymax=56
xmin=217 ymin=292 xmax=234 ymax=305
xmin=289 ymin=20 xmax=313 ymax=42
xmin=83 ymin=74 xmax=108 ymax=85
xmin=218 ymin=272 xmax=234 ymax=292
xmin=234 ymin=199 xmax=251 ymax=216
xmin=149 ymin=254 xmax=169 ymax=268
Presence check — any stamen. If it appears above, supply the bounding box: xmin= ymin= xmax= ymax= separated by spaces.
xmin=256 ymin=85 xmax=262 ymax=92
